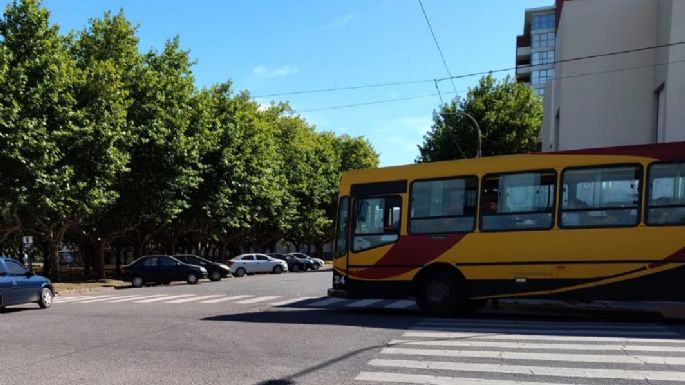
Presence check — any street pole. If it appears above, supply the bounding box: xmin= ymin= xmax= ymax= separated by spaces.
xmin=444 ymin=111 xmax=482 ymax=158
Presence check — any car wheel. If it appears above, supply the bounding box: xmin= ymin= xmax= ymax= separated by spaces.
xmin=311 ymin=263 xmax=320 ymax=271
xmin=416 ymin=270 xmax=464 ymax=315
xmin=38 ymin=287 xmax=53 ymax=309
xmin=187 ymin=272 xmax=199 ymax=285
xmin=234 ymin=267 xmax=246 ymax=277
xmin=209 ymin=271 xmax=222 ymax=281
xmin=132 ymin=276 xmax=144 ymax=288
xmin=272 ymin=265 xmax=283 ymax=274
xmin=291 ymin=264 xmax=301 ymax=273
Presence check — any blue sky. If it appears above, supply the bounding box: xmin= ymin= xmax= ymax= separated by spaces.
xmin=23 ymin=0 xmax=551 ymax=166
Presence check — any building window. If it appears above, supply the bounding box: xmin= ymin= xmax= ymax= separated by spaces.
xmin=532 ymin=69 xmax=554 ymax=85
xmin=532 ymin=13 xmax=555 ymax=30
xmin=560 ymin=165 xmax=642 ymax=228
xmin=480 ymin=170 xmax=556 ymax=232
xmin=646 ymin=163 xmax=685 ymax=226
xmin=534 ymin=87 xmax=545 ymax=97
xmin=532 ymin=50 xmax=555 ymax=66
xmin=409 ymin=176 xmax=478 ymax=234
xmin=532 ymin=32 xmax=556 ymax=48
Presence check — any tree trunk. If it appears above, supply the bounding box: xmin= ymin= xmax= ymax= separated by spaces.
xmin=82 ymin=239 xmax=92 ymax=279
xmin=218 ymin=241 xmax=226 ymax=262
xmin=47 ymin=232 xmax=60 ymax=282
xmin=94 ymin=239 xmax=106 ymax=280
xmin=115 ymin=247 xmax=122 ymax=275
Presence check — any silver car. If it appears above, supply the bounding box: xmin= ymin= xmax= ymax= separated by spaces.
xmin=228 ymin=253 xmax=288 ymax=277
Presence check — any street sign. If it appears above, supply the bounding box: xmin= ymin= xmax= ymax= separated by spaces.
xmin=21 ymin=236 xmax=33 ymax=246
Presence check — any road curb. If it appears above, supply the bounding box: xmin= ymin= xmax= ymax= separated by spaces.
xmin=55 ymin=285 xmax=131 ymax=296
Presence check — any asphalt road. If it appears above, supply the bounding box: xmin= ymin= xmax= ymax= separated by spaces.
xmin=3 ymin=269 xmax=685 ymax=385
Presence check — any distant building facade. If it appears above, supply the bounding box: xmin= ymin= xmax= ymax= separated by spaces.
xmin=533 ymin=0 xmax=685 ymax=152
xmin=515 ymin=5 xmax=557 ymax=97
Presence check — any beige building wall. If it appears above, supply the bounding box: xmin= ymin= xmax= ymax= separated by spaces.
xmin=541 ymin=0 xmax=685 ymax=151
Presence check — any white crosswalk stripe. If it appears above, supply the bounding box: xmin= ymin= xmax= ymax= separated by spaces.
xmin=134 ymin=294 xmax=195 ymax=303
xmin=55 ymin=296 xmax=95 ymax=303
xmin=269 ymin=296 xmax=317 ymax=306
xmin=108 ymin=295 xmax=165 ymax=303
xmin=74 ymin=295 xmax=124 ymax=303
xmin=199 ymin=295 xmax=252 ymax=304
xmin=346 ymin=299 xmax=384 ymax=308
xmin=235 ymin=296 xmax=281 ymax=304
xmin=384 ymin=300 xmax=416 ymax=309
xmin=355 ymin=317 xmax=685 ymax=385
xmin=164 ymin=295 xmax=224 ymax=304
xmin=54 ymin=294 xmax=417 ymax=310
xmin=306 ymin=297 xmax=348 ymax=307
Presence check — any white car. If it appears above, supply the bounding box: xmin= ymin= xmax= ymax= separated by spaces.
xmin=228 ymin=253 xmax=288 ymax=277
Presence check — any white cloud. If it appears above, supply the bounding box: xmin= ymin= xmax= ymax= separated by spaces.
xmin=251 ymin=65 xmax=299 ymax=78
xmin=325 ymin=13 xmax=355 ymax=30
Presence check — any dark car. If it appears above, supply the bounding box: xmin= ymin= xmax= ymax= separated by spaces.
xmin=268 ymin=253 xmax=307 ymax=272
xmin=0 ymin=256 xmax=54 ymax=309
xmin=287 ymin=252 xmax=322 ymax=270
xmin=122 ymin=255 xmax=207 ymax=288
xmin=174 ymin=254 xmax=231 ymax=281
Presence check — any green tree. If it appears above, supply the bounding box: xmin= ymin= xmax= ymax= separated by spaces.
xmin=69 ymin=10 xmax=140 ymax=278
xmin=121 ymin=37 xmax=202 ymax=258
xmin=417 ymin=74 xmax=542 ymax=162
xmin=0 ymin=0 xmax=130 ymax=280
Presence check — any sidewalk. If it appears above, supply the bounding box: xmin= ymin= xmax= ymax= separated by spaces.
xmin=485 ymin=299 xmax=685 ymax=321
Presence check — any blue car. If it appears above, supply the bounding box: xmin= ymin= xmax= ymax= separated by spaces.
xmin=0 ymin=256 xmax=54 ymax=309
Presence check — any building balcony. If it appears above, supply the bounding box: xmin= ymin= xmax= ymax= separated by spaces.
xmin=517 ymin=46 xmax=531 ymax=58
xmin=516 ymin=64 xmax=532 ymax=77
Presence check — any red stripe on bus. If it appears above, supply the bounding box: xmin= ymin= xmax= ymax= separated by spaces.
xmin=351 ymin=234 xmax=466 ymax=279
xmin=648 ymin=246 xmax=685 ymax=269
xmin=544 ymin=141 xmax=685 ymax=161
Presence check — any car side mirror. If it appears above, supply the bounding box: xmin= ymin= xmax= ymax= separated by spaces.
xmin=26 ymin=270 xmax=34 ymax=277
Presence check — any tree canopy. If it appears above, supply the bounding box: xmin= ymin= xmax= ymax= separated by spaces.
xmin=0 ymin=0 xmax=379 ymax=279
xmin=417 ymin=74 xmax=543 ymax=162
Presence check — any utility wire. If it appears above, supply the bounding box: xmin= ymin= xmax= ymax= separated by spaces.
xmin=253 ymin=79 xmax=435 ymax=98
xmin=256 ymin=41 xmax=685 ymax=98
xmin=291 ymin=58 xmax=685 ymax=114
xmin=417 ymin=0 xmax=458 ymax=95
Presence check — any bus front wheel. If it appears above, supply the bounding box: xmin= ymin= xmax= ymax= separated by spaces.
xmin=416 ymin=270 xmax=464 ymax=315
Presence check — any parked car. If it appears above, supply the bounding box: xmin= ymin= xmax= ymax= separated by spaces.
xmin=227 ymin=254 xmax=288 ymax=277
xmin=0 ymin=256 xmax=54 ymax=309
xmin=288 ymin=252 xmax=324 ymax=270
xmin=122 ymin=255 xmax=207 ymax=288
xmin=174 ymin=254 xmax=231 ymax=281
xmin=268 ymin=253 xmax=307 ymax=272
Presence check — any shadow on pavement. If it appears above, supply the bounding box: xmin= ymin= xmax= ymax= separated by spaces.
xmin=202 ymin=308 xmax=421 ymax=330
xmin=252 ymin=342 xmax=387 ymax=385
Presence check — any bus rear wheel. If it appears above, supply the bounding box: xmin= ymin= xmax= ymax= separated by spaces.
xmin=416 ymin=270 xmax=464 ymax=315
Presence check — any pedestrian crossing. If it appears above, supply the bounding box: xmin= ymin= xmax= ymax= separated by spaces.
xmin=355 ymin=318 xmax=685 ymax=384
xmin=54 ymin=293 xmax=419 ymax=310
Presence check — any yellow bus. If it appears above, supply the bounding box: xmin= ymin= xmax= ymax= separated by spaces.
xmin=328 ymin=141 xmax=685 ymax=314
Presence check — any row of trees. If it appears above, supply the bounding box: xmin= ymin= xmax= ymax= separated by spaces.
xmin=0 ymin=0 xmax=378 ymax=280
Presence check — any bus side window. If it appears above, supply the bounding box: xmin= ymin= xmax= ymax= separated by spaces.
xmin=560 ymin=165 xmax=642 ymax=228
xmin=480 ymin=170 xmax=556 ymax=232
xmin=647 ymin=162 xmax=685 ymax=226
xmin=352 ymin=196 xmax=401 ymax=252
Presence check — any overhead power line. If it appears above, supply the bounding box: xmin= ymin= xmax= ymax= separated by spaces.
xmin=291 ymin=58 xmax=685 ymax=114
xmin=417 ymin=0 xmax=458 ymax=95
xmin=256 ymin=41 xmax=685 ymax=98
